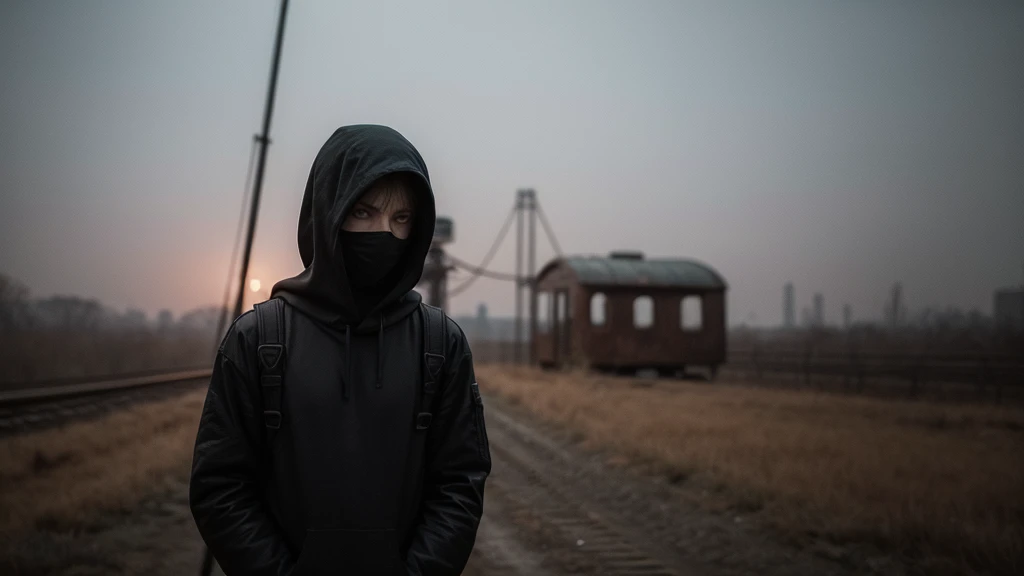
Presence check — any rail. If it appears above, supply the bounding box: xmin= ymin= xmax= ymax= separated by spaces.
xmin=0 ymin=368 xmax=214 ymax=408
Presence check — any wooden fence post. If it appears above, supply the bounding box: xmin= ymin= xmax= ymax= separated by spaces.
xmin=975 ymin=357 xmax=986 ymax=400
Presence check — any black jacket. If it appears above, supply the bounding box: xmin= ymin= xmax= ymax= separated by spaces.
xmin=189 ymin=125 xmax=491 ymax=576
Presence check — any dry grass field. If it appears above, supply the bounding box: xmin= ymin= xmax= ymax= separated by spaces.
xmin=478 ymin=365 xmax=1024 ymax=576
xmin=0 ymin=330 xmax=214 ymax=386
xmin=0 ymin=390 xmax=205 ymax=541
xmin=4 ymin=365 xmax=1021 ymax=575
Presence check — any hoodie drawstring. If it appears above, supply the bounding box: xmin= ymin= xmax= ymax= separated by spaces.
xmin=344 ymin=324 xmax=351 ymax=400
xmin=342 ymin=315 xmax=385 ymax=400
xmin=376 ymin=313 xmax=385 ymax=388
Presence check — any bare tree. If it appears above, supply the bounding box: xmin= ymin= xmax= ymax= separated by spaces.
xmin=0 ymin=273 xmax=33 ymax=332
xmin=34 ymin=296 xmax=104 ymax=330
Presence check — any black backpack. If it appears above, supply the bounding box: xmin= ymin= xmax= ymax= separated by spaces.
xmin=253 ymin=297 xmax=448 ymax=438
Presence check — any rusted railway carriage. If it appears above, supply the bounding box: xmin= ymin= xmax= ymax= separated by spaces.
xmin=532 ymin=252 xmax=728 ymax=377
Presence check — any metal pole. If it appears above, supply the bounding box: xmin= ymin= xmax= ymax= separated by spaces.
xmin=527 ymin=189 xmax=536 ymax=365
xmin=231 ymin=0 xmax=290 ymax=321
xmin=439 ymin=248 xmax=448 ymax=312
xmin=203 ymin=2 xmax=288 ymax=575
xmin=426 ymin=246 xmax=443 ymax=308
xmin=214 ymin=135 xmax=259 ymax=348
xmin=514 ymin=190 xmax=524 ymax=364
xmin=431 ymin=248 xmax=442 ymax=308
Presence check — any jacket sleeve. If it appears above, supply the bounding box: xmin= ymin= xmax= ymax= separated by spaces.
xmin=405 ymin=330 xmax=492 ymax=576
xmin=189 ymin=350 xmax=296 ymax=576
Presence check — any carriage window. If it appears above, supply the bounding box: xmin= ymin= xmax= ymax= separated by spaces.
xmin=590 ymin=292 xmax=606 ymax=326
xmin=681 ymin=295 xmax=702 ymax=331
xmin=536 ymin=292 xmax=551 ymax=333
xmin=633 ymin=296 xmax=653 ymax=329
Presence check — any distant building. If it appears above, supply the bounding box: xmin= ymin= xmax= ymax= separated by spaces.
xmin=476 ymin=303 xmax=490 ymax=340
xmin=783 ymin=283 xmax=795 ymax=328
xmin=157 ymin=309 xmax=174 ymax=331
xmin=813 ymin=293 xmax=824 ymax=327
xmin=994 ymin=288 xmax=1024 ymax=329
xmin=532 ymin=252 xmax=727 ymax=375
xmin=884 ymin=283 xmax=906 ymax=328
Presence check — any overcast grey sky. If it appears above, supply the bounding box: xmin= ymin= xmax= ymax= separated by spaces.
xmin=1 ymin=0 xmax=1022 ymax=326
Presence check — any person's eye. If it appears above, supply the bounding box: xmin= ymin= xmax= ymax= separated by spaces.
xmin=394 ymin=213 xmax=411 ymax=224
xmin=353 ymin=208 xmax=370 ymax=219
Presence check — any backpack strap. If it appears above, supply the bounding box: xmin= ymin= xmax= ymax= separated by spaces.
xmin=254 ymin=298 xmax=286 ymax=433
xmin=417 ymin=302 xmax=447 ymax=431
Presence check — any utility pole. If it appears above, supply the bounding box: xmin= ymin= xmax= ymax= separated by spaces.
xmin=513 ymin=188 xmax=537 ymax=365
xmin=231 ymin=0 xmax=290 ymax=321
xmin=423 ymin=217 xmax=454 ymax=310
xmin=203 ymin=2 xmax=288 ymax=575
xmin=514 ymin=192 xmax=523 ymax=364
xmin=525 ymin=189 xmax=537 ymax=365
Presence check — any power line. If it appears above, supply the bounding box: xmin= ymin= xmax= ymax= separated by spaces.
xmin=443 ymin=192 xmax=565 ymax=303
xmin=447 ymin=205 xmax=517 ymax=296
xmin=231 ymin=0 xmax=290 ymax=321
xmin=535 ymin=200 xmax=563 ymax=257
xmin=447 ymin=253 xmax=520 ymax=283
xmin=202 ymin=1 xmax=289 ymax=575
xmin=213 ymin=135 xmax=259 ymax=344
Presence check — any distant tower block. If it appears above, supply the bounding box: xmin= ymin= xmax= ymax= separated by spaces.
xmin=813 ymin=293 xmax=824 ymax=327
xmin=886 ymin=282 xmax=906 ymax=328
xmin=843 ymin=304 xmax=852 ymax=329
xmin=477 ymin=303 xmax=490 ymax=340
xmin=783 ymin=283 xmax=795 ymax=328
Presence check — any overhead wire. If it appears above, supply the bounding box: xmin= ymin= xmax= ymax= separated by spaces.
xmin=447 ymin=205 xmax=518 ymax=296
xmin=213 ymin=135 xmax=259 ymax=345
xmin=446 ymin=195 xmax=565 ymax=298
xmin=535 ymin=200 xmax=563 ymax=257
xmin=447 ymin=254 xmax=521 ymax=282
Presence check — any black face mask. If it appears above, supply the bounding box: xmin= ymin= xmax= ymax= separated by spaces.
xmin=339 ymin=230 xmax=409 ymax=289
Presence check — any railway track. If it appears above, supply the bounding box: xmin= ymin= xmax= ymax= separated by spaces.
xmin=484 ymin=398 xmax=711 ymax=576
xmin=480 ymin=394 xmax=856 ymax=576
xmin=0 ymin=369 xmax=212 ymax=436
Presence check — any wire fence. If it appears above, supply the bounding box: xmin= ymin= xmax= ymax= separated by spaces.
xmin=468 ymin=337 xmax=1024 ymax=403
xmin=724 ymin=348 xmax=1024 ymax=403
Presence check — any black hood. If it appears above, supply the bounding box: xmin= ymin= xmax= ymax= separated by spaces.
xmin=271 ymin=125 xmax=435 ymax=329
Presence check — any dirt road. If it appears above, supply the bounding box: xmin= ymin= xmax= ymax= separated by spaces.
xmin=12 ymin=392 xmax=869 ymax=576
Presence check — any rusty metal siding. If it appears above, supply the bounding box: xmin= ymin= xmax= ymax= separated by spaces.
xmin=533 ymin=258 xmax=727 ymax=371
xmin=533 ymin=264 xmax=577 ymax=367
xmin=564 ymin=257 xmax=726 ymax=289
xmin=580 ymin=287 xmax=726 ymax=369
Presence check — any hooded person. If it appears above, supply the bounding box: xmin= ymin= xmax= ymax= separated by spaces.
xmin=189 ymin=125 xmax=491 ymax=576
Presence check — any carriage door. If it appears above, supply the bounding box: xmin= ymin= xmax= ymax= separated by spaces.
xmin=553 ymin=290 xmax=571 ymax=366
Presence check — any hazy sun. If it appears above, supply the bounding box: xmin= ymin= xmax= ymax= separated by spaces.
xmin=250 ymin=279 xmax=261 ymax=292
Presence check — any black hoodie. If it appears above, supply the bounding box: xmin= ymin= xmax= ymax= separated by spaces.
xmin=189 ymin=125 xmax=491 ymax=576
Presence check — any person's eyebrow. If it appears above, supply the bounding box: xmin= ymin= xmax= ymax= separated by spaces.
xmin=371 ymin=196 xmax=413 ymax=213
